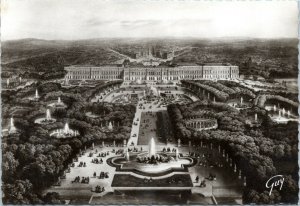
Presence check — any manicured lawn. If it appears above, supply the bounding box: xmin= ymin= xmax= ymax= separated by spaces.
xmin=215 ymin=197 xmax=241 ymax=205
xmin=156 ymin=111 xmax=173 ymax=142
xmin=112 ymin=174 xmax=193 ymax=187
xmin=137 ymin=112 xmax=165 ymax=145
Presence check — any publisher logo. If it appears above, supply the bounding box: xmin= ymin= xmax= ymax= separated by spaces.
xmin=265 ymin=175 xmax=284 ymax=196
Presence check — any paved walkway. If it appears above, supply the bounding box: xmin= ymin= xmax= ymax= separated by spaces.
xmin=44 ymin=146 xmax=121 ymax=199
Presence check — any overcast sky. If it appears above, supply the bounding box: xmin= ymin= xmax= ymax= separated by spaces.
xmin=1 ymin=0 xmax=298 ymax=40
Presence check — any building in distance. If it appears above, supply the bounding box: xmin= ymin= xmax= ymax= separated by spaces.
xmin=65 ymin=62 xmax=239 ymax=83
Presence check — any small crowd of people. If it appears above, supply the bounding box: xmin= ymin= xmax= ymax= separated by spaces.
xmin=97 ymin=151 xmax=109 ymax=157
xmin=115 ymin=149 xmax=124 ymax=155
xmin=207 ymin=173 xmax=217 ymax=181
xmin=127 ymin=147 xmax=142 ymax=153
xmin=72 ymin=176 xmax=89 ymax=184
xmin=78 ymin=161 xmax=86 ymax=167
xmin=162 ymin=147 xmax=177 ymax=153
xmin=98 ymin=171 xmax=109 ymax=179
xmin=95 ymin=185 xmax=105 ymax=193
xmin=91 ymin=158 xmax=103 ymax=164
xmin=195 ymin=176 xmax=207 ymax=187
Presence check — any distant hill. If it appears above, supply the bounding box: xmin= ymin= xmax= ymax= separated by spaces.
xmin=2 ymin=38 xmax=298 ymax=79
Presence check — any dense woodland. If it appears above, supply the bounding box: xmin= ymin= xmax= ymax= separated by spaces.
xmin=2 ymin=81 xmax=135 ymax=204
xmin=168 ymin=100 xmax=298 ymax=204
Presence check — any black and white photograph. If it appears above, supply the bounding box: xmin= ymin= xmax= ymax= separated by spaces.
xmin=1 ymin=0 xmax=299 ymax=205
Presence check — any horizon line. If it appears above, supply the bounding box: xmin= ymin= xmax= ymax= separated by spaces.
xmin=2 ymin=36 xmax=298 ymax=42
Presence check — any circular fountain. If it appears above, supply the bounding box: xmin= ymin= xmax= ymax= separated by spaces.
xmin=28 ymin=89 xmax=40 ymax=100
xmin=108 ymin=121 xmax=113 ymax=130
xmin=108 ymin=138 xmax=194 ymax=176
xmin=9 ymin=117 xmax=17 ymax=134
xmin=50 ymin=123 xmax=80 ymax=138
xmin=2 ymin=117 xmax=18 ymax=135
xmin=269 ymin=107 xmax=298 ymax=124
xmin=8 ymin=117 xmax=17 ymax=134
xmin=35 ymin=109 xmax=56 ymax=124
xmin=48 ymin=97 xmax=67 ymax=108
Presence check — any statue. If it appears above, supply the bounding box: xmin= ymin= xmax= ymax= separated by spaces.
xmin=125 ymin=150 xmax=130 ymax=161
xmin=177 ymin=139 xmax=181 ymax=147
xmin=175 ymin=149 xmax=179 ymax=161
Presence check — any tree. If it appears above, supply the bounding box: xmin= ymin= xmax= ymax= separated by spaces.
xmin=3 ymin=180 xmax=33 ymax=204
xmin=3 ymin=151 xmax=19 ymax=180
xmin=43 ymin=192 xmax=65 ymax=204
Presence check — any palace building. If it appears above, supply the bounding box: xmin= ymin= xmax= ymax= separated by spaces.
xmin=64 ymin=63 xmax=239 ymax=82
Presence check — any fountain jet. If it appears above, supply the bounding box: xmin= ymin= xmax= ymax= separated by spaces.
xmin=46 ymin=109 xmax=51 ymax=121
xmin=35 ymin=89 xmax=39 ymax=99
xmin=9 ymin=117 xmax=17 ymax=133
xmin=108 ymin=121 xmax=113 ymax=130
xmin=65 ymin=78 xmax=69 ymax=85
xmin=64 ymin=123 xmax=70 ymax=134
xmin=278 ymin=110 xmax=282 ymax=118
xmin=149 ymin=137 xmax=156 ymax=157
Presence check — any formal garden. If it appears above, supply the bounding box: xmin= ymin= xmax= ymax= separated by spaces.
xmin=2 ymin=78 xmax=298 ymax=205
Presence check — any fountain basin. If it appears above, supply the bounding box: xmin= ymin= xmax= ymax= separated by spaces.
xmin=269 ymin=115 xmax=299 ymax=124
xmin=107 ymin=152 xmax=195 ymax=177
xmin=35 ymin=117 xmax=56 ymax=124
xmin=48 ymin=103 xmax=67 ymax=108
xmin=50 ymin=123 xmax=79 ymax=138
xmin=49 ymin=129 xmax=79 ymax=138
xmin=34 ymin=109 xmax=56 ymax=124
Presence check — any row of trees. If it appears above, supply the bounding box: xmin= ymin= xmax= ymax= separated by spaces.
xmin=255 ymin=94 xmax=298 ymax=109
xmin=181 ymin=80 xmax=229 ymax=101
xmin=218 ymin=80 xmax=256 ymax=99
xmin=181 ymin=80 xmax=257 ymax=102
xmin=200 ymin=80 xmax=236 ymax=95
xmin=85 ymin=80 xmax=122 ymax=101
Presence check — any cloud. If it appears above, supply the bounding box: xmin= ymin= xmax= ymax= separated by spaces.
xmin=120 ymin=20 xmax=161 ymax=28
xmin=1 ymin=0 xmax=298 ymax=40
xmin=85 ymin=19 xmax=116 ymax=27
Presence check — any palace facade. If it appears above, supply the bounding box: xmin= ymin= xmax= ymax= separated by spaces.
xmin=64 ymin=64 xmax=239 ymax=82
